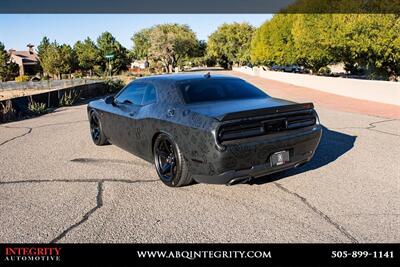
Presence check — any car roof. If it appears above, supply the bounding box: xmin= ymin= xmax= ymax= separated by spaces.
xmin=135 ymin=73 xmax=241 ymax=82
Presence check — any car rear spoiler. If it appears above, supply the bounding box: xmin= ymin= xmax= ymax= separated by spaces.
xmin=217 ymin=103 xmax=314 ymax=122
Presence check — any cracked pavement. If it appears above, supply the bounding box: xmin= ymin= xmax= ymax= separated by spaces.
xmin=0 ymin=73 xmax=399 ymax=243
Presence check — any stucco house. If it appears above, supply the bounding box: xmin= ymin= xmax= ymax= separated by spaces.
xmin=9 ymin=44 xmax=41 ymax=76
xmin=130 ymin=59 xmax=149 ymax=70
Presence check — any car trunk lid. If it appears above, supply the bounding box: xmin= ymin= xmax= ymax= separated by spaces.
xmin=184 ymin=97 xmax=313 ymax=122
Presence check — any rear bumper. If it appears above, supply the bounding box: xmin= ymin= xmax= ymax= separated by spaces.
xmin=193 ymin=157 xmax=310 ymax=184
xmin=192 ymin=125 xmax=322 ymax=184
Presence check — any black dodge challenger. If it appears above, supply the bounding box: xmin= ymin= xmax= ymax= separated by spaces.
xmin=87 ymin=73 xmax=322 ymax=187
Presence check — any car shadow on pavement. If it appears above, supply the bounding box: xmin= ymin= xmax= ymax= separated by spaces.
xmin=250 ymin=126 xmax=357 ymax=185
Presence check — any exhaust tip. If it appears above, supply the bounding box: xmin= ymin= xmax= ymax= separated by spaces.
xmin=226 ymin=176 xmax=252 ymax=186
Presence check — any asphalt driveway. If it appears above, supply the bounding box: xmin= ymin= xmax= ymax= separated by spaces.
xmin=0 ymin=72 xmax=399 ymax=243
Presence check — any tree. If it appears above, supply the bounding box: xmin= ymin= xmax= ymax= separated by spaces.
xmin=147 ymin=24 xmax=199 ymax=72
xmin=74 ymin=37 xmax=100 ymax=76
xmin=37 ymin=37 xmax=50 ymax=62
xmin=188 ymin=40 xmax=208 ymax=67
xmin=192 ymin=40 xmax=207 ymax=59
xmin=39 ymin=41 xmax=58 ymax=78
xmin=36 ymin=36 xmax=51 ymax=76
xmin=372 ymin=14 xmax=400 ymax=80
xmin=59 ymin=44 xmax=76 ymax=75
xmin=207 ymin=23 xmax=255 ymax=69
xmin=251 ymin=12 xmax=400 ymax=79
xmin=331 ymin=14 xmax=400 ymax=80
xmin=285 ymin=0 xmax=400 ymax=13
xmin=251 ymin=14 xmax=333 ymax=72
xmin=292 ymin=14 xmax=335 ymax=73
xmin=251 ymin=15 xmax=297 ymax=66
xmin=40 ymin=41 xmax=76 ymax=79
xmin=131 ymin=28 xmax=152 ymax=60
xmin=0 ymin=42 xmax=19 ymax=81
xmin=97 ymin=32 xmax=128 ymax=75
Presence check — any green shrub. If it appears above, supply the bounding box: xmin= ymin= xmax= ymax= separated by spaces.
xmin=105 ymin=79 xmax=125 ymax=94
xmin=28 ymin=97 xmax=47 ymax=115
xmin=73 ymin=72 xmax=83 ymax=79
xmin=15 ymin=75 xmax=30 ymax=82
xmin=59 ymin=90 xmax=81 ymax=106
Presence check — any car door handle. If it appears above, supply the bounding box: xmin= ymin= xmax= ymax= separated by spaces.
xmin=129 ymin=112 xmax=137 ymax=117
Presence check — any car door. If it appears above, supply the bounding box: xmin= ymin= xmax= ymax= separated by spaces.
xmin=125 ymin=82 xmax=158 ymax=159
xmin=106 ymin=82 xmax=148 ymax=149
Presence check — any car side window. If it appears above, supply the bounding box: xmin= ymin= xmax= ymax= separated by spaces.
xmin=115 ymin=82 xmax=147 ymax=105
xmin=141 ymin=84 xmax=157 ymax=105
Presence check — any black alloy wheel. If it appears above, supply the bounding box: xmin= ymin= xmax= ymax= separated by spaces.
xmin=153 ymin=133 xmax=193 ymax=187
xmin=89 ymin=111 xmax=108 ymax=146
xmin=155 ymin=138 xmax=177 ymax=182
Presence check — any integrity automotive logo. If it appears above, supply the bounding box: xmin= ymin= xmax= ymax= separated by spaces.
xmin=2 ymin=247 xmax=62 ymax=263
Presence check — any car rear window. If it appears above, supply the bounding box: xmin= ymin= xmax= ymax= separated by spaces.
xmin=177 ymin=78 xmax=269 ymax=104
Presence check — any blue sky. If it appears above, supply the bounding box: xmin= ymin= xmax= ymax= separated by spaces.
xmin=0 ymin=14 xmax=272 ymax=50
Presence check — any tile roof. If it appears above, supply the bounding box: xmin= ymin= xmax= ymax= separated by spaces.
xmin=10 ymin=50 xmax=39 ymax=64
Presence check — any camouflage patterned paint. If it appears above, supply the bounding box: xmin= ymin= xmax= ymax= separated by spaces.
xmin=87 ymin=74 xmax=322 ymax=184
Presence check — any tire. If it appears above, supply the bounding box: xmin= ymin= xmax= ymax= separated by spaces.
xmin=153 ymin=133 xmax=193 ymax=187
xmin=89 ymin=110 xmax=108 ymax=146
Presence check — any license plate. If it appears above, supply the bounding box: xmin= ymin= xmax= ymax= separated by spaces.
xmin=270 ymin=151 xmax=290 ymax=167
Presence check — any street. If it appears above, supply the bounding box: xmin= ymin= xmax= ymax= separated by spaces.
xmin=0 ymin=71 xmax=399 ymax=243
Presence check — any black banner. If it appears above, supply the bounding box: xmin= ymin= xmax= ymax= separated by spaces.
xmin=0 ymin=243 xmax=399 ymax=266
xmin=0 ymin=0 xmax=399 ymax=13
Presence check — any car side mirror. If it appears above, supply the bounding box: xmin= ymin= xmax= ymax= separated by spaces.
xmin=104 ymin=96 xmax=115 ymax=105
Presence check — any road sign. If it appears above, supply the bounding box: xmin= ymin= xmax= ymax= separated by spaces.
xmin=105 ymin=54 xmax=114 ymax=59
